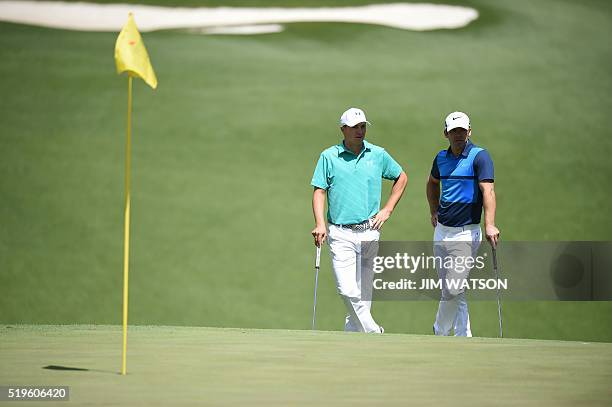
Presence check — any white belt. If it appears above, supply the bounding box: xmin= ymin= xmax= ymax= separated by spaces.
xmin=437 ymin=223 xmax=480 ymax=232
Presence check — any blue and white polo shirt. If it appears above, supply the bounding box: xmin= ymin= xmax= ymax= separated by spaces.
xmin=430 ymin=141 xmax=494 ymax=227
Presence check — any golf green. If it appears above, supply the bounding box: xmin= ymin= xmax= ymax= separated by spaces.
xmin=1 ymin=0 xmax=612 ymax=340
xmin=1 ymin=325 xmax=611 ymax=406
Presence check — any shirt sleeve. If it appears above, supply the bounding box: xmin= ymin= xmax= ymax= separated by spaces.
xmin=381 ymin=150 xmax=403 ymax=180
xmin=474 ymin=149 xmax=494 ymax=181
xmin=430 ymin=155 xmax=440 ymax=180
xmin=311 ymin=153 xmax=330 ymax=190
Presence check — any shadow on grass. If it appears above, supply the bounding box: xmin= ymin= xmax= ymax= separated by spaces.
xmin=44 ymin=365 xmax=89 ymax=371
xmin=43 ymin=365 xmax=118 ymax=374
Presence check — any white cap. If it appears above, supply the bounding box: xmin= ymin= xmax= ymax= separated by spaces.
xmin=340 ymin=107 xmax=371 ymax=127
xmin=444 ymin=111 xmax=470 ymax=132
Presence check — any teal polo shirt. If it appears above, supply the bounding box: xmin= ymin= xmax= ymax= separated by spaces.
xmin=311 ymin=140 xmax=403 ymax=225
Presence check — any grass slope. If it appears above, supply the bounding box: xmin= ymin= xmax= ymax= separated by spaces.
xmin=1 ymin=325 xmax=611 ymax=406
xmin=1 ymin=0 xmax=611 ymax=339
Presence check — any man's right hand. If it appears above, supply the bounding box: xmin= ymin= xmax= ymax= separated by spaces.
xmin=311 ymin=224 xmax=327 ymax=247
xmin=426 ymin=176 xmax=440 ymax=228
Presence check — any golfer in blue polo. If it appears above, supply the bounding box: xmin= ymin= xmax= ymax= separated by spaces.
xmin=426 ymin=111 xmax=500 ymax=336
xmin=310 ymin=107 xmax=408 ymax=333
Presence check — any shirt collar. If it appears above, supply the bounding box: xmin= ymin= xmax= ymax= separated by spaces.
xmin=446 ymin=140 xmax=474 ymax=158
xmin=337 ymin=140 xmax=371 ymax=156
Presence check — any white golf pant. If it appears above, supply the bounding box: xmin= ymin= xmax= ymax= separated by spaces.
xmin=433 ymin=223 xmax=482 ymax=337
xmin=327 ymin=224 xmax=381 ymax=333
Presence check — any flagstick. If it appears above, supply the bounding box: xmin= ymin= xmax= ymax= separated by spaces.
xmin=121 ymin=75 xmax=133 ymax=376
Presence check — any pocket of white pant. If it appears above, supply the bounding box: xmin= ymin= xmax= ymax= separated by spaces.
xmin=359 ymin=230 xmax=380 ymax=260
xmin=327 ymin=225 xmax=344 ymax=248
xmin=433 ymin=224 xmax=443 ymax=242
xmin=364 ymin=228 xmax=380 ymax=242
xmin=327 ymin=225 xmax=338 ymax=243
xmin=473 ymin=228 xmax=482 ymax=244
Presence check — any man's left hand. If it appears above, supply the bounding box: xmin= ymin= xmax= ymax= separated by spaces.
xmin=372 ymin=208 xmax=392 ymax=230
xmin=485 ymin=224 xmax=500 ymax=247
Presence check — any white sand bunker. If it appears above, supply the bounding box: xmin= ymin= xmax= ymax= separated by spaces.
xmin=0 ymin=1 xmax=478 ymax=35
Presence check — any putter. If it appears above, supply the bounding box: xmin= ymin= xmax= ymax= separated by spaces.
xmin=312 ymin=245 xmax=321 ymax=330
xmin=491 ymin=244 xmax=503 ymax=338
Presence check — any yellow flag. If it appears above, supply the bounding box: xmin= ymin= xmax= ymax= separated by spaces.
xmin=115 ymin=13 xmax=158 ymax=89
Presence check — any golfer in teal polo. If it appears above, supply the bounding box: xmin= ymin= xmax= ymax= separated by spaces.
xmin=311 ymin=107 xmax=408 ymax=333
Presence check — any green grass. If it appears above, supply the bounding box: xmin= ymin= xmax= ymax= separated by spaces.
xmin=1 ymin=0 xmax=612 ymax=340
xmin=1 ymin=325 xmax=611 ymax=406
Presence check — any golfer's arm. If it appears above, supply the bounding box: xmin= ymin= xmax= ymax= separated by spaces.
xmin=426 ymin=175 xmax=440 ymax=215
xmin=312 ymin=187 xmax=327 ymax=226
xmin=382 ymin=171 xmax=408 ymax=213
xmin=479 ymin=181 xmax=496 ymax=227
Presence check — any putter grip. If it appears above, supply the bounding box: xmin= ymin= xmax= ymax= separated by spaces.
xmin=315 ymin=246 xmax=321 ymax=268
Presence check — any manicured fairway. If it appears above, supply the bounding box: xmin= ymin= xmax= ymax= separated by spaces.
xmin=1 ymin=325 xmax=611 ymax=406
xmin=1 ymin=1 xmax=612 ymax=340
